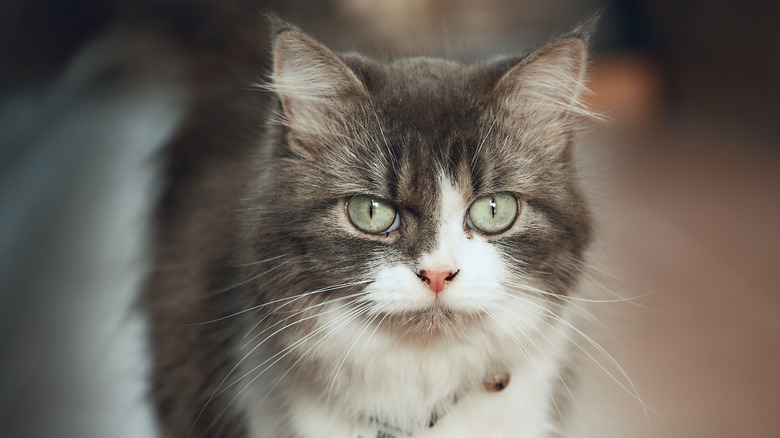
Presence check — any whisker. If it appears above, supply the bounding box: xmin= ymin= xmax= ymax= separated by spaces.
xmin=471 ymin=108 xmax=500 ymax=169
xmin=189 ymin=285 xmax=371 ymax=434
xmin=240 ymin=279 xmax=373 ymax=338
xmin=366 ymin=97 xmax=396 ymax=171
xmin=484 ymin=309 xmax=564 ymax=421
xmin=188 ymin=299 xmax=357 ymax=436
xmin=500 ymin=281 xmax=600 ymax=327
xmin=488 ymin=304 xmax=584 ymax=419
xmin=260 ymin=304 xmax=377 ymax=405
xmin=205 ymin=303 xmax=372 ymax=433
xmin=226 ymin=303 xmax=370 ymax=400
xmin=579 ymin=270 xmax=659 ymax=311
xmin=204 ymin=259 xmax=294 ymax=298
xmin=227 ymin=254 xmax=286 ymax=268
xmin=494 ymin=291 xmax=654 ymax=422
xmin=191 ymin=280 xmax=372 ymax=326
xmin=508 ymin=280 xmax=649 ymax=304
xmin=325 ymin=309 xmax=382 ymax=411
xmin=355 ymin=311 xmax=389 ymax=362
xmin=241 ymin=290 xmax=371 ymax=349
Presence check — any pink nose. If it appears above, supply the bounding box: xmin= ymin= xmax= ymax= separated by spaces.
xmin=418 ymin=270 xmax=459 ymax=295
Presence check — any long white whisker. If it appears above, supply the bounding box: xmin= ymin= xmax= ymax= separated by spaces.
xmin=489 ymin=304 xmax=583 ymax=419
xmin=190 ymin=285 xmax=371 ymax=434
xmin=325 ymin=309 xmax=382 ymax=411
xmin=206 ymin=303 xmax=372 ymax=432
xmin=579 ymin=270 xmax=659 ymax=311
xmin=192 ymin=280 xmax=372 ymax=326
xmin=484 ymin=309 xmax=563 ymax=421
xmin=509 ymin=280 xmax=649 ymax=304
xmin=501 ymin=280 xmax=600 ymax=328
xmin=225 ymin=303 xmax=370 ymax=399
xmin=260 ymin=304 xmax=377 ymax=404
xmin=228 ymin=254 xmax=286 ymax=268
xmin=241 ymin=280 xmax=373 ymax=337
xmin=241 ymin=290 xmax=371 ymax=349
xmin=471 ymin=108 xmax=500 ymax=168
xmin=355 ymin=311 xmax=389 ymax=362
xmin=188 ymin=298 xmax=358 ymax=435
xmin=496 ymin=291 xmax=654 ymax=422
xmin=205 ymin=259 xmax=293 ymax=297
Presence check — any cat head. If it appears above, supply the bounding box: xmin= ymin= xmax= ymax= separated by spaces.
xmin=244 ymin=20 xmax=594 ymax=340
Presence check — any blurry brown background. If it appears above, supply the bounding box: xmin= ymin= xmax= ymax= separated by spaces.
xmin=1 ymin=1 xmax=779 ymax=437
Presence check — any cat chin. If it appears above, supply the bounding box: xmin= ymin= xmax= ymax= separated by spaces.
xmin=371 ymin=306 xmax=485 ymax=341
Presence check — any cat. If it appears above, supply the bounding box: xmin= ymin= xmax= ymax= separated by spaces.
xmin=143 ymin=15 xmax=597 ymax=438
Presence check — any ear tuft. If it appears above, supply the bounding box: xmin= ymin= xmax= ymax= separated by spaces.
xmin=271 ymin=28 xmax=367 ymax=131
xmin=565 ymin=11 xmax=602 ymax=44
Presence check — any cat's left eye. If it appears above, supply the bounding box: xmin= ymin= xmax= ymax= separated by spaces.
xmin=466 ymin=192 xmax=519 ymax=234
xmin=346 ymin=195 xmax=400 ymax=235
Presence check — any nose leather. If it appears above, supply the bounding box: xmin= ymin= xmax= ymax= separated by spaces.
xmin=418 ymin=269 xmax=458 ymax=295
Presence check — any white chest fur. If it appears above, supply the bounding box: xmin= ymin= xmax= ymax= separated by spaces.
xmin=243 ymin=311 xmax=572 ymax=438
xmin=285 ymin=362 xmax=563 ymax=438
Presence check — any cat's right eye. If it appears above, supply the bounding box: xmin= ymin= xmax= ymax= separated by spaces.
xmin=346 ymin=195 xmax=399 ymax=235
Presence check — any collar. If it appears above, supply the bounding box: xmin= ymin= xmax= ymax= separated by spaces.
xmin=428 ymin=371 xmax=510 ymax=427
xmin=353 ymin=371 xmax=511 ymax=437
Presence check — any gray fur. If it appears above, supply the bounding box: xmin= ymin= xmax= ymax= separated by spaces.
xmin=144 ymin=18 xmax=594 ymax=438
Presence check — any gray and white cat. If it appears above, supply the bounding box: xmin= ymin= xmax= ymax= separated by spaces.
xmin=144 ymin=17 xmax=596 ymax=438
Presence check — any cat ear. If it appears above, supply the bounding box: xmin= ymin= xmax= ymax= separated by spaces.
xmin=493 ymin=36 xmax=592 ymax=129
xmin=271 ymin=27 xmax=368 ymax=135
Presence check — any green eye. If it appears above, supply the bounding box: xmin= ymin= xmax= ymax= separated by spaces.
xmin=467 ymin=193 xmax=518 ymax=234
xmin=346 ymin=195 xmax=399 ymax=234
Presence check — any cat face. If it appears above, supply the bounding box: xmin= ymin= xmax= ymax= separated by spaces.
xmin=244 ymin=26 xmax=592 ymax=342
xmin=353 ymin=178 xmax=526 ymax=335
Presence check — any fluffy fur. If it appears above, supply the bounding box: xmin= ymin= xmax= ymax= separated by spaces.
xmin=144 ymin=17 xmax=596 ymax=438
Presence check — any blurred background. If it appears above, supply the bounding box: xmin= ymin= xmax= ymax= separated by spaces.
xmin=1 ymin=0 xmax=779 ymax=437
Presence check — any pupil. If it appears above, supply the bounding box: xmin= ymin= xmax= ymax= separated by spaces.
xmin=370 ymin=199 xmax=378 ymax=219
xmin=489 ymin=197 xmax=497 ymax=217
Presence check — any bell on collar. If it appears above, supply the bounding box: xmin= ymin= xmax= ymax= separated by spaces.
xmin=484 ymin=372 xmax=511 ymax=393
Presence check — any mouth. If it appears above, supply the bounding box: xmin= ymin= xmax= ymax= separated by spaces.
xmin=375 ymin=305 xmax=484 ymax=340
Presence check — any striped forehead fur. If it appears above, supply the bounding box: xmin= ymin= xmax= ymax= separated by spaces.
xmin=258 ymin=38 xmax=596 ymax=262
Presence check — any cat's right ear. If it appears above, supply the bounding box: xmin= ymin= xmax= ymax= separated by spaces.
xmin=270 ymin=26 xmax=368 ymax=140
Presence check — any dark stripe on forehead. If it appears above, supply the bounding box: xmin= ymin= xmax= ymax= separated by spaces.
xmin=386 ymin=165 xmax=400 ymax=200
xmin=469 ymin=161 xmax=487 ymax=198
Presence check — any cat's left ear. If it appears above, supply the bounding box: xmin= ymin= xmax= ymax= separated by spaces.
xmin=492 ymin=20 xmax=597 ymax=131
xmin=271 ymin=25 xmax=368 ymax=139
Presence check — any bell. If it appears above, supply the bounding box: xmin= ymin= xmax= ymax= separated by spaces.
xmin=484 ymin=372 xmax=510 ymax=392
